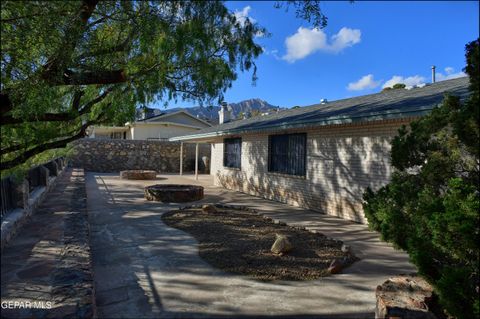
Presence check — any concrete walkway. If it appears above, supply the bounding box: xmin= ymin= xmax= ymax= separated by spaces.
xmin=86 ymin=173 xmax=416 ymax=318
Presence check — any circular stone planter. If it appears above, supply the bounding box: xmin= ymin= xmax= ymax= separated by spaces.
xmin=120 ymin=170 xmax=157 ymax=180
xmin=144 ymin=184 xmax=204 ymax=202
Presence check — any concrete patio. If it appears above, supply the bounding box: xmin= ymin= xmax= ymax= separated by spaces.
xmin=86 ymin=172 xmax=416 ymax=318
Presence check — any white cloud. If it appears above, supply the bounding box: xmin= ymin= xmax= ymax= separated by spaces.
xmin=382 ymin=75 xmax=426 ymax=89
xmin=282 ymin=27 xmax=361 ymax=62
xmin=444 ymin=66 xmax=454 ymax=74
xmin=282 ymin=27 xmax=326 ymax=62
xmin=262 ymin=47 xmax=281 ymax=60
xmin=436 ymin=67 xmax=466 ymax=81
xmin=234 ymin=6 xmax=255 ymax=26
xmin=347 ymin=74 xmax=381 ymax=91
xmin=330 ymin=27 xmax=362 ymax=52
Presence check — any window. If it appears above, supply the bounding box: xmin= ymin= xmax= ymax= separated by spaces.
xmin=223 ymin=138 xmax=242 ymax=169
xmin=110 ymin=132 xmax=124 ymax=139
xmin=268 ymin=133 xmax=306 ymax=176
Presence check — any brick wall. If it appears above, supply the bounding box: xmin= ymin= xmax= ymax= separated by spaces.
xmin=70 ymin=139 xmax=210 ymax=173
xmin=210 ymin=119 xmax=410 ymax=223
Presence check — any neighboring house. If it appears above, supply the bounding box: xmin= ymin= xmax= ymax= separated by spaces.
xmin=88 ymin=110 xmax=212 ymax=140
xmin=171 ymin=77 xmax=470 ymax=223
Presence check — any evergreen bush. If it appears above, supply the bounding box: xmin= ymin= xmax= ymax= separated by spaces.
xmin=363 ymin=39 xmax=479 ymax=318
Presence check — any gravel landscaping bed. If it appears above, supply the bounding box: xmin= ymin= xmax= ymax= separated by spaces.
xmin=162 ymin=205 xmax=358 ymax=281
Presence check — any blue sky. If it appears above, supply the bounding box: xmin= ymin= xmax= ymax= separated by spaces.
xmin=158 ymin=1 xmax=479 ymax=110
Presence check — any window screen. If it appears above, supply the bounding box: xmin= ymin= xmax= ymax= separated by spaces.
xmin=268 ymin=133 xmax=306 ymax=176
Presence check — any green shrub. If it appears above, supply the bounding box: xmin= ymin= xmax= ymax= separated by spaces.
xmin=0 ymin=146 xmax=72 ymax=181
xmin=363 ymin=39 xmax=479 ymax=319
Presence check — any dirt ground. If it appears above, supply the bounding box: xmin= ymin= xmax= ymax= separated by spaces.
xmin=162 ymin=206 xmax=358 ymax=281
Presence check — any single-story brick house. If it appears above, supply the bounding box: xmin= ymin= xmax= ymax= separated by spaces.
xmin=171 ymin=77 xmax=470 ymax=223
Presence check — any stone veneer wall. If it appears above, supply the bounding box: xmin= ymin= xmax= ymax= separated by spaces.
xmin=70 ymin=139 xmax=210 ymax=173
xmin=210 ymin=119 xmax=411 ymax=223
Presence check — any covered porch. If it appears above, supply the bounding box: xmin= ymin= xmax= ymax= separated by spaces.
xmin=176 ymin=135 xmax=217 ymax=181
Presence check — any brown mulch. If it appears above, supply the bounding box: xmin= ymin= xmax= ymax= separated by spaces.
xmin=161 ymin=206 xmax=358 ymax=281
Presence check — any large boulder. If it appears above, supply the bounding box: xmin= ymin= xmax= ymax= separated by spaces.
xmin=375 ymin=275 xmax=436 ymax=319
xmin=271 ymin=234 xmax=293 ymax=255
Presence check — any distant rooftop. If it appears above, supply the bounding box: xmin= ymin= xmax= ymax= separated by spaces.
xmin=170 ymin=77 xmax=470 ymax=141
xmin=135 ymin=107 xmax=165 ymax=121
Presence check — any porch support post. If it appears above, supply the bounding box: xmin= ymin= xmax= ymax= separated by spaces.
xmin=179 ymin=142 xmax=183 ymax=176
xmin=195 ymin=142 xmax=199 ymax=180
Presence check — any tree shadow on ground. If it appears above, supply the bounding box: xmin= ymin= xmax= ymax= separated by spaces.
xmin=86 ymin=173 xmax=378 ymax=318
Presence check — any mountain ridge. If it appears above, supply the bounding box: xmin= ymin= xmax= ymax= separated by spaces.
xmin=141 ymin=98 xmax=284 ymax=123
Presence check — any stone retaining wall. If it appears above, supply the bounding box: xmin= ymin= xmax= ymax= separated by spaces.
xmin=1 ymin=159 xmax=67 ymax=249
xmin=70 ymin=139 xmax=210 ymax=173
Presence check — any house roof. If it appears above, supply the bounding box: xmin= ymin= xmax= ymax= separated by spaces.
xmin=170 ymin=77 xmax=470 ymax=141
xmin=132 ymin=110 xmax=212 ymax=127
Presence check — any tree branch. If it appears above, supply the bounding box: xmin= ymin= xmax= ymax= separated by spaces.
xmin=76 ymin=37 xmax=132 ymax=60
xmin=1 ymin=87 xmax=112 ymax=125
xmin=0 ymin=112 xmax=110 ymax=171
xmin=78 ymin=87 xmax=113 ymax=113
xmin=1 ymin=113 xmax=76 ymax=125
xmin=40 ymin=0 xmax=99 ymax=83
xmin=60 ymin=69 xmax=126 ymax=85
xmin=71 ymin=89 xmax=85 ymax=111
xmin=0 ymin=10 xmax=72 ymax=23
xmin=1 ymin=141 xmax=32 ymax=154
xmin=0 ymin=122 xmax=89 ymax=170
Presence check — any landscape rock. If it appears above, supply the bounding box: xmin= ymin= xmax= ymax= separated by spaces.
xmin=341 ymin=244 xmax=351 ymax=254
xmin=328 ymin=259 xmax=343 ymax=274
xmin=375 ymin=275 xmax=436 ymax=319
xmin=271 ymin=234 xmax=293 ymax=255
xmin=202 ymin=204 xmax=217 ymax=213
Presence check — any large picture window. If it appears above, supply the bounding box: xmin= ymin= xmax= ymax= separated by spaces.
xmin=223 ymin=137 xmax=242 ymax=169
xmin=268 ymin=133 xmax=306 ymax=176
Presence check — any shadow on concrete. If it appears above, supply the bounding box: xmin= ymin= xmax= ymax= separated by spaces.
xmin=85 ymin=172 xmax=416 ymax=318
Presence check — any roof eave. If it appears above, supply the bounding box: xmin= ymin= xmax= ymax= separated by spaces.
xmin=169 ymin=108 xmax=433 ymax=142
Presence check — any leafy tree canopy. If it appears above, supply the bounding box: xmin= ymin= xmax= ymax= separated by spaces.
xmin=382 ymin=83 xmax=406 ymax=91
xmin=1 ymin=0 xmax=328 ymax=171
xmin=392 ymin=83 xmax=406 ymax=89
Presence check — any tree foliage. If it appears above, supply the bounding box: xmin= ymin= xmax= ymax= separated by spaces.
xmin=392 ymin=83 xmax=406 ymax=89
xmin=382 ymin=83 xmax=406 ymax=91
xmin=363 ymin=39 xmax=480 ymax=318
xmin=1 ymin=0 xmax=328 ymax=171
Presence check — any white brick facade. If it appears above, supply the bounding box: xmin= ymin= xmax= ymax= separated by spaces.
xmin=210 ymin=119 xmax=411 ymax=223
